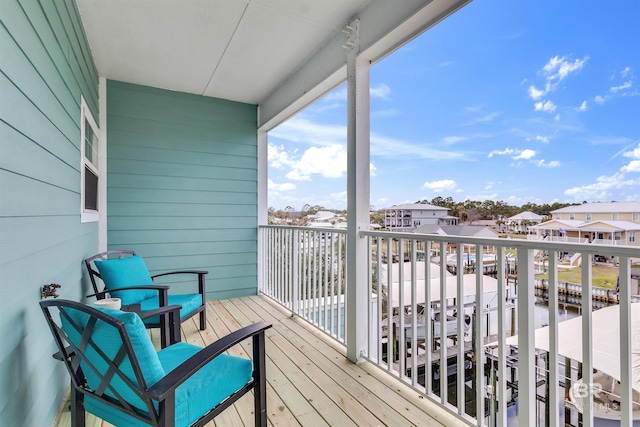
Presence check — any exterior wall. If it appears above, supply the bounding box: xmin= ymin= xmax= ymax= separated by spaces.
xmin=556 ymin=211 xmax=640 ymax=222
xmin=0 ymin=0 xmax=99 ymax=426
xmin=384 ymin=207 xmax=449 ymax=229
xmin=107 ymin=81 xmax=258 ymax=300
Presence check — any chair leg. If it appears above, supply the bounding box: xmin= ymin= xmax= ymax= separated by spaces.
xmin=199 ymin=308 xmax=206 ymax=331
xmin=70 ymin=385 xmax=86 ymax=427
xmin=171 ymin=313 xmax=181 ymax=344
xmin=253 ymin=332 xmax=267 ymax=427
xmin=160 ymin=314 xmax=170 ymax=348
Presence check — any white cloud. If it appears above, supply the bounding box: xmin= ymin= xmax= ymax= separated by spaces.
xmin=271 ymin=117 xmax=345 ymax=147
xmin=610 ymin=81 xmax=633 ymax=93
xmin=564 ymin=172 xmax=639 ymax=200
xmin=370 ymin=133 xmax=471 ymax=161
xmin=370 ymin=83 xmax=391 ymax=99
xmin=488 ymin=148 xmax=516 ymax=158
xmin=285 ymin=145 xmax=347 ymax=181
xmin=272 ymin=116 xmax=472 ymax=162
xmin=534 ymin=100 xmax=557 ymax=112
xmin=594 ymin=95 xmax=607 ymax=105
xmin=268 ymin=179 xmax=296 ymax=192
xmin=442 ymin=136 xmax=468 ymax=144
xmin=464 ymin=111 xmax=501 ymax=126
xmin=621 ymin=143 xmax=640 ymax=172
xmin=422 ymin=179 xmax=458 ymax=192
xmin=543 ymin=55 xmax=589 ymax=81
xmin=564 ymin=143 xmax=640 ymax=200
xmin=527 ymin=55 xmax=588 ymax=112
xmin=514 ymin=149 xmax=536 ymax=160
xmin=527 ymin=135 xmax=550 ymax=143
xmin=622 ymin=160 xmax=640 ymax=173
xmin=536 ymin=159 xmax=561 ymax=168
xmin=268 ymin=144 xmax=296 ymax=169
xmin=372 ymin=197 xmax=389 ymax=210
xmin=328 ymin=191 xmax=348 ymax=206
xmin=577 ymin=101 xmax=588 ymax=111
xmin=623 ymin=143 xmax=640 ymax=159
xmin=528 ymin=85 xmax=546 ymax=100
xmin=527 ymin=55 xmax=589 ymax=102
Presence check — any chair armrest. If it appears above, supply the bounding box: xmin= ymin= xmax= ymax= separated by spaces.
xmin=147 ymin=321 xmax=272 ymax=400
xmin=86 ymin=285 xmax=170 ymax=299
xmin=151 ymin=271 xmax=208 ymax=296
xmin=135 ymin=304 xmax=182 ymax=322
xmin=151 ymin=270 xmax=208 ymax=279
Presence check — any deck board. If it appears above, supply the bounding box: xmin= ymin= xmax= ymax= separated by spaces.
xmin=54 ymin=295 xmax=461 ymax=427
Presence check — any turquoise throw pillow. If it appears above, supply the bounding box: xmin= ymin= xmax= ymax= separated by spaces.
xmin=94 ymin=255 xmax=156 ymax=305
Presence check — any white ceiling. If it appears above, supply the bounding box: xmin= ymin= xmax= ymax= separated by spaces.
xmin=76 ymin=0 xmax=372 ymax=104
xmin=75 ymin=0 xmax=471 ymax=128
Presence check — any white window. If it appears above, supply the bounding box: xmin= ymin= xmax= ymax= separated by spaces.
xmin=570 ymin=213 xmax=575 ymax=220
xmin=612 ymin=212 xmax=618 ymax=220
xmin=586 ymin=213 xmax=592 ymax=221
xmin=630 ymin=232 xmax=636 ymax=243
xmin=81 ymin=96 xmax=100 ymax=222
xmin=633 ymin=213 xmax=639 ymax=222
xmin=555 ymin=214 xmax=562 ymax=220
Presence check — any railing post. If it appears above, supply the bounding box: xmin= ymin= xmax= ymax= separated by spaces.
xmin=292 ymin=229 xmax=299 ymax=315
xmin=517 ymin=247 xmax=536 ymax=426
xmin=619 ymin=256 xmax=633 ymax=427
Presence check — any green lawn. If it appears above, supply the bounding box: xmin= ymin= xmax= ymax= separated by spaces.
xmin=536 ymin=265 xmax=619 ymax=289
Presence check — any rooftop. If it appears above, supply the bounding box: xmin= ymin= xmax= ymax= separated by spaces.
xmin=551 ymin=201 xmax=640 ymax=214
xmin=386 ymin=203 xmax=449 ymax=211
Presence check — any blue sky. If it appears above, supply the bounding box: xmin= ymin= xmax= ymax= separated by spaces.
xmin=267 ymin=0 xmax=640 ymax=211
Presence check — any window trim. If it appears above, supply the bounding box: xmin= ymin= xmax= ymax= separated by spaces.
xmin=81 ymin=96 xmax=100 ymax=223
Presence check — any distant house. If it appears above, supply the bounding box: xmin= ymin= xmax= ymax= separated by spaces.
xmin=384 ymin=203 xmax=456 ymax=232
xmin=507 ymin=211 xmax=544 ymax=233
xmin=306 ymin=210 xmax=346 ymax=227
xmin=531 ymin=201 xmax=640 ymax=246
xmin=415 ymin=224 xmax=499 ymax=238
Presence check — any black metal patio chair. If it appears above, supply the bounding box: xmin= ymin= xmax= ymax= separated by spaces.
xmin=85 ymin=250 xmax=208 ymax=347
xmin=40 ymin=299 xmax=271 ymax=427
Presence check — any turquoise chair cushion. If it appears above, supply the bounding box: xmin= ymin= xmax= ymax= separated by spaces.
xmin=61 ymin=306 xmax=165 ymax=414
xmin=84 ymin=342 xmax=253 ymax=427
xmin=158 ymin=343 xmax=253 ymax=427
xmin=94 ymin=256 xmax=156 ymax=305
xmin=139 ymin=294 xmax=203 ymax=325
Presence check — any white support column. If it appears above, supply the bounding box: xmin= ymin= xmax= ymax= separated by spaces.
xmin=345 ymin=19 xmax=370 ymax=363
xmin=517 ymin=248 xmax=536 ymax=426
xmin=257 ymin=129 xmax=268 ymax=293
xmin=98 ymin=77 xmax=108 ymax=252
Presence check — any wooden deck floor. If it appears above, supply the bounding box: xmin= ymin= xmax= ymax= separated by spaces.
xmin=54 ymin=295 xmax=464 ymax=427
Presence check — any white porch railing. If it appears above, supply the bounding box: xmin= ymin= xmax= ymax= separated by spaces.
xmin=260 ymin=226 xmax=348 ymax=342
xmin=259 ymin=225 xmax=640 ymax=427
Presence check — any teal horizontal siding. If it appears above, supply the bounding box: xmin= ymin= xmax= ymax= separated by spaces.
xmin=107 ymin=81 xmax=258 ymax=299
xmin=0 ymin=0 xmax=99 ymax=425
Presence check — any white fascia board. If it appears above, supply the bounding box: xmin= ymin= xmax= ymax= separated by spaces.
xmin=258 ymin=0 xmax=472 ymax=130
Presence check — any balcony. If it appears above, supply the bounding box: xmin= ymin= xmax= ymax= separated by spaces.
xmin=50 ymin=226 xmax=639 ymax=426
xmin=54 ymin=295 xmax=459 ymax=427
xmin=259 ymin=225 xmax=640 ymax=426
